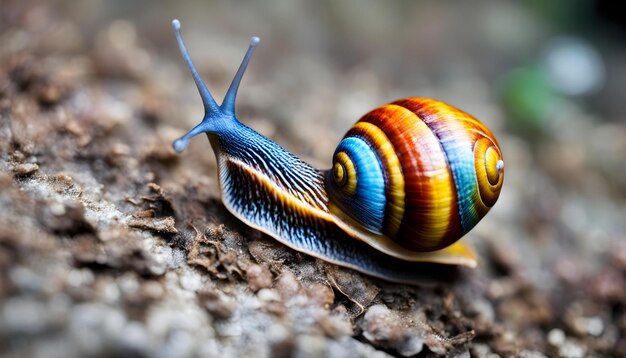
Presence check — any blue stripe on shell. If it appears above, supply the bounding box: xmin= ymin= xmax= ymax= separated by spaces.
xmin=332 ymin=136 xmax=386 ymax=234
xmin=437 ymin=137 xmax=479 ymax=234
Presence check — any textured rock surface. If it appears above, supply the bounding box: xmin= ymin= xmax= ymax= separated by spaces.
xmin=1 ymin=1 xmax=626 ymax=357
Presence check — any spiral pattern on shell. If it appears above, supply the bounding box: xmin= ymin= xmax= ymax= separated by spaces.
xmin=328 ymin=97 xmax=504 ymax=252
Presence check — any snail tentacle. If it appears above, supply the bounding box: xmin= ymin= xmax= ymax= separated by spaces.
xmin=222 ymin=37 xmax=260 ymax=115
xmin=172 ymin=19 xmax=219 ymax=114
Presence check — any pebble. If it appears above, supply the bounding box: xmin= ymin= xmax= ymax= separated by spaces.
xmin=559 ymin=340 xmax=586 ymax=358
xmin=9 ymin=266 xmax=44 ymax=293
xmin=318 ymin=313 xmax=352 ymax=338
xmin=152 ymin=245 xmax=177 ymax=270
xmin=246 ymin=264 xmax=273 ymax=292
xmin=1 ymin=297 xmax=49 ymax=334
xmin=469 ymin=298 xmax=496 ymax=323
xmin=179 ymin=268 xmax=204 ymax=292
xmin=361 ymin=304 xmax=425 ymax=357
xmin=197 ymin=340 xmax=225 ymax=357
xmin=451 ymin=349 xmax=471 ymax=358
xmin=257 ymin=288 xmax=282 ymax=303
xmin=118 ymin=274 xmax=140 ymax=294
xmin=49 ymin=201 xmax=66 ymax=215
xmin=274 ymin=270 xmax=302 ymax=300
xmin=69 ymin=303 xmax=126 ymax=355
xmin=584 ymin=317 xmax=604 ymax=336
xmin=12 ymin=162 xmax=39 ymax=176
xmin=305 ymin=283 xmax=335 ymax=307
xmin=326 ymin=336 xmax=392 ymax=358
xmin=294 ymin=334 xmax=327 ymax=358
xmin=471 ymin=343 xmax=492 ymax=357
xmin=145 ymin=302 xmax=209 ymax=339
xmin=66 ymin=268 xmax=95 ymax=288
xmin=101 ymin=280 xmax=121 ymax=303
xmin=520 ymin=350 xmax=549 ymax=358
xmin=547 ymin=328 xmax=566 ymax=346
xmin=117 ymin=321 xmax=152 ymax=356
xmin=156 ymin=329 xmax=194 ymax=358
xmin=266 ymin=323 xmax=291 ymax=346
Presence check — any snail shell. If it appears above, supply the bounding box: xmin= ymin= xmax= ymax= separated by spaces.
xmin=328 ymin=98 xmax=504 ymax=257
xmin=170 ymin=20 xmax=504 ymax=284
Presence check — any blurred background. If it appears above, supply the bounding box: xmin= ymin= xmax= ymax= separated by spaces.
xmin=2 ymin=0 xmax=626 ymax=356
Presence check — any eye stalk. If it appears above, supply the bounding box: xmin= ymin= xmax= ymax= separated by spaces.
xmin=222 ymin=35 xmax=260 ymax=115
xmin=171 ymin=19 xmax=260 ymax=153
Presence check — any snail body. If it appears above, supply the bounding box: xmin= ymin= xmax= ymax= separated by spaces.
xmin=170 ymin=20 xmax=504 ymax=284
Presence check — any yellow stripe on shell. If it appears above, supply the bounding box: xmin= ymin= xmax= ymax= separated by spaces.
xmin=334 ymin=151 xmax=357 ymax=196
xmin=473 ymin=137 xmax=503 ymax=207
xmin=332 ymin=162 xmax=345 ymax=184
xmin=351 ymin=121 xmax=405 ymax=238
xmin=485 ymin=147 xmax=500 ymax=185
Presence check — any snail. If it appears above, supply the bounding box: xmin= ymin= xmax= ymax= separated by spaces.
xmin=170 ymin=19 xmax=504 ymax=284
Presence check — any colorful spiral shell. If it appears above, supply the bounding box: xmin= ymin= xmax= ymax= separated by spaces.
xmin=328 ymin=97 xmax=504 ymax=252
